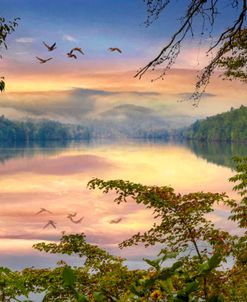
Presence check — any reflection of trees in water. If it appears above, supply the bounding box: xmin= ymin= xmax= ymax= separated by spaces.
xmin=186 ymin=140 xmax=247 ymax=169
xmin=0 ymin=141 xmax=73 ymax=164
xmin=0 ymin=138 xmax=170 ymax=164
xmin=0 ymin=139 xmax=102 ymax=164
xmin=1 ymin=139 xmax=246 ymax=169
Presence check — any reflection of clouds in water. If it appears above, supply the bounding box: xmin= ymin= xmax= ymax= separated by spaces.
xmin=0 ymin=141 xmax=239 ymax=269
xmin=0 ymin=154 xmax=117 ymax=176
xmin=0 ymin=204 xmax=153 ymax=239
xmin=0 ymin=189 xmax=154 ymax=254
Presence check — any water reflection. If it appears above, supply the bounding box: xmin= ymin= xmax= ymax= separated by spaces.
xmin=0 ymin=139 xmax=246 ymax=169
xmin=185 ymin=140 xmax=247 ymax=169
xmin=0 ymin=139 xmax=245 ymax=270
xmin=0 ymin=141 xmax=71 ymax=164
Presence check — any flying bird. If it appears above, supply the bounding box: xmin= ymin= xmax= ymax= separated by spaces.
xmin=43 ymin=41 xmax=57 ymax=51
xmin=108 ymin=47 xmax=122 ymax=53
xmin=43 ymin=220 xmax=56 ymax=229
xmin=69 ymin=47 xmax=84 ymax=55
xmin=109 ymin=218 xmax=122 ymax=224
xmin=69 ymin=217 xmax=84 ymax=224
xmin=36 ymin=208 xmax=53 ymax=215
xmin=36 ymin=56 xmax=52 ymax=64
xmin=66 ymin=52 xmax=77 ymax=59
xmin=67 ymin=212 xmax=77 ymax=219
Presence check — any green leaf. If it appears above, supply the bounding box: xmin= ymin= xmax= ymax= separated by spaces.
xmin=208 ymin=252 xmax=222 ymax=270
xmin=184 ymin=281 xmax=199 ymax=294
xmin=198 ymin=262 xmax=210 ymax=274
xmin=78 ymin=295 xmax=91 ymax=302
xmin=62 ymin=266 xmax=75 ymax=287
xmin=171 ymin=260 xmax=183 ymax=271
xmin=93 ymin=291 xmax=107 ymax=301
xmin=143 ymin=258 xmax=161 ymax=269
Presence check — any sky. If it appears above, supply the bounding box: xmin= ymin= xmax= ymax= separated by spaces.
xmin=1 ymin=0 xmax=247 ymax=125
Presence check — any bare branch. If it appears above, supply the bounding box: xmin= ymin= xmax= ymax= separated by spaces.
xmin=135 ymin=0 xmax=216 ymax=80
xmin=136 ymin=0 xmax=247 ymax=102
xmin=144 ymin=0 xmax=171 ymax=26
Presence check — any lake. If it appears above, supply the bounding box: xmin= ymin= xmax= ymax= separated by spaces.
xmin=0 ymin=139 xmax=245 ymax=270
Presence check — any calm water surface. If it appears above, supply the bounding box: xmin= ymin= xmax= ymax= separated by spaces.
xmin=0 ymin=139 xmax=245 ymax=270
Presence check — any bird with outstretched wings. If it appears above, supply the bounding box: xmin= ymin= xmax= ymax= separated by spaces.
xmin=66 ymin=52 xmax=77 ymax=59
xmin=69 ymin=47 xmax=84 ymax=55
xmin=109 ymin=218 xmax=122 ymax=224
xmin=36 ymin=208 xmax=53 ymax=215
xmin=43 ymin=41 xmax=57 ymax=51
xmin=43 ymin=220 xmax=56 ymax=229
xmin=36 ymin=56 xmax=52 ymax=64
xmin=69 ymin=217 xmax=84 ymax=224
xmin=108 ymin=47 xmax=122 ymax=53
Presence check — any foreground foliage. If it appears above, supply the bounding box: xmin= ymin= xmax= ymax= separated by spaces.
xmin=0 ymin=158 xmax=246 ymax=301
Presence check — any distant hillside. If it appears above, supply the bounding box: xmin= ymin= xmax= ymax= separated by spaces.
xmin=0 ymin=115 xmax=172 ymax=143
xmin=184 ymin=105 xmax=247 ymax=143
xmin=0 ymin=116 xmax=90 ymax=143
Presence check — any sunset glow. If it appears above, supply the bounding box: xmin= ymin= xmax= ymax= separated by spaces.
xmin=0 ymin=0 xmax=246 ymax=273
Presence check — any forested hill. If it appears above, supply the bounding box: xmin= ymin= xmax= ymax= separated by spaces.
xmin=0 ymin=116 xmax=90 ymax=143
xmin=184 ymin=105 xmax=247 ymax=143
xmin=0 ymin=115 xmax=171 ymax=143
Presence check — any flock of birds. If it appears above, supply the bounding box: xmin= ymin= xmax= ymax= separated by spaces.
xmin=36 ymin=207 xmax=122 ymax=229
xmin=36 ymin=41 xmax=122 ymax=64
xmin=36 ymin=207 xmax=84 ymax=229
xmin=34 ymin=41 xmax=123 ymax=229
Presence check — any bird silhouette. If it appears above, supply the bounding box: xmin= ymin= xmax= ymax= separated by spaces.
xmin=66 ymin=52 xmax=77 ymax=59
xmin=43 ymin=220 xmax=56 ymax=229
xmin=109 ymin=218 xmax=122 ymax=224
xmin=108 ymin=47 xmax=122 ymax=53
xmin=36 ymin=208 xmax=53 ymax=215
xmin=67 ymin=212 xmax=77 ymax=219
xmin=69 ymin=217 xmax=84 ymax=224
xmin=69 ymin=47 xmax=84 ymax=55
xmin=43 ymin=41 xmax=57 ymax=51
xmin=36 ymin=56 xmax=53 ymax=64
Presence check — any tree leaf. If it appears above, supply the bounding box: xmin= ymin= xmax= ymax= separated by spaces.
xmin=78 ymin=295 xmax=91 ymax=302
xmin=62 ymin=266 xmax=75 ymax=287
